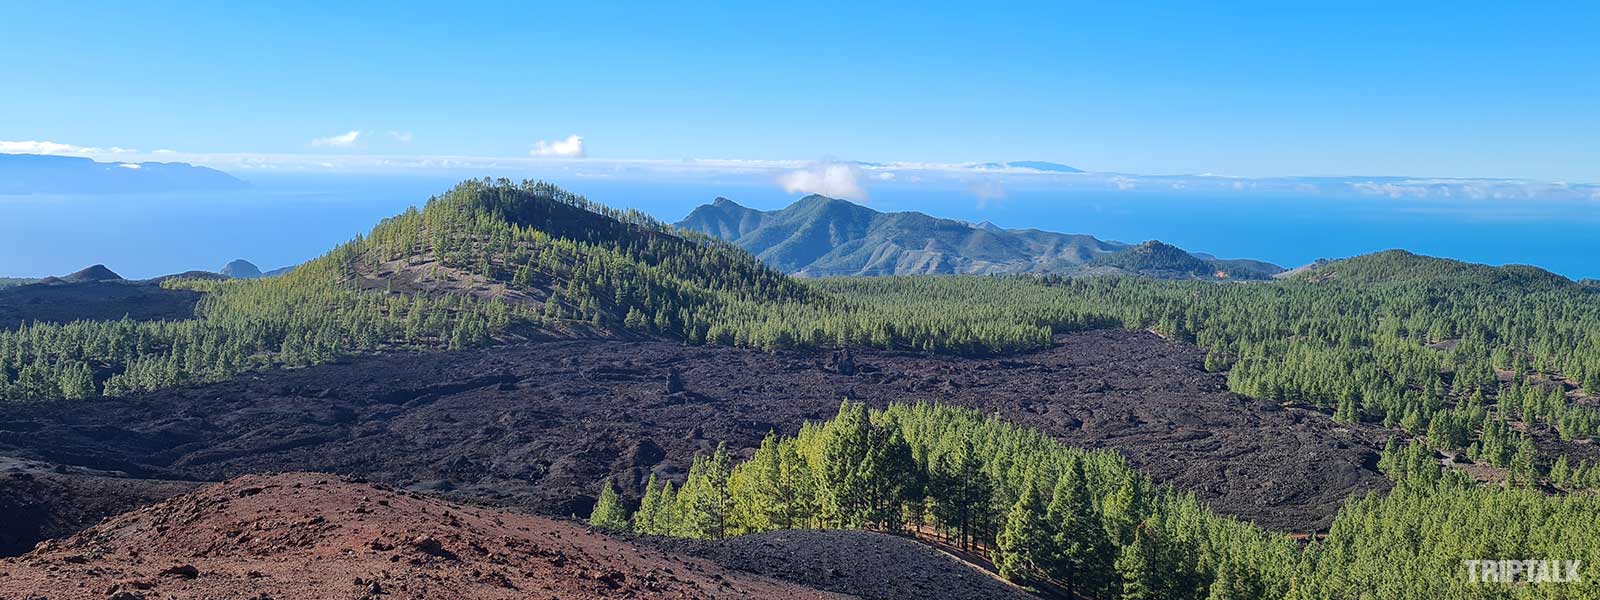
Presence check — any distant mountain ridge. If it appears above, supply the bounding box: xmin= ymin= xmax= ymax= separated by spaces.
xmin=221 ymin=259 xmax=263 ymax=279
xmin=0 ymin=153 xmax=246 ymax=194
xmin=675 ymin=195 xmax=1283 ymax=279
xmin=220 ymin=259 xmax=296 ymax=279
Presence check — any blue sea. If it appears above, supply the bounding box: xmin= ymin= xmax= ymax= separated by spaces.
xmin=3 ymin=173 xmax=1596 ymax=280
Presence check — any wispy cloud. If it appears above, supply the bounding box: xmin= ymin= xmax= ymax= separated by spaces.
xmin=531 ymin=134 xmax=585 ymax=158
xmin=968 ymin=179 xmax=1007 ymax=209
xmin=388 ymin=131 xmax=414 ymax=143
xmin=0 ymin=140 xmax=137 ymax=155
xmin=777 ymin=160 xmax=868 ymax=200
xmin=310 ymin=130 xmax=362 ymax=148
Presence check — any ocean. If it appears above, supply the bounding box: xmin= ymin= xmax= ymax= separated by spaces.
xmin=2 ymin=173 xmax=1596 ymax=280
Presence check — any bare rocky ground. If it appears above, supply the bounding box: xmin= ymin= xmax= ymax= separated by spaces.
xmin=647 ymin=530 xmax=1034 ymax=600
xmin=0 ymin=329 xmax=1391 ymax=556
xmin=0 ymin=281 xmax=202 ymax=330
xmin=0 ymin=472 xmax=844 ymax=599
xmin=0 ymin=458 xmax=199 ymax=557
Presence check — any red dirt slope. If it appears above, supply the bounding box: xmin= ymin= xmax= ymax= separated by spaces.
xmin=0 ymin=473 xmax=842 ymax=600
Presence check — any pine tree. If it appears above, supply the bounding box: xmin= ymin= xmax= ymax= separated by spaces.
xmin=655 ymin=480 xmax=679 ymax=535
xmin=633 ymin=474 xmax=662 ymax=533
xmin=777 ymin=437 xmax=819 ymax=529
xmin=58 ymin=361 xmax=95 ymax=400
xmin=1203 ymin=346 xmax=1233 ymax=373
xmin=1551 ymin=454 xmax=1572 ymax=488
xmin=1510 ymin=436 xmax=1539 ymax=486
xmin=729 ymin=432 xmax=784 ymax=534
xmin=1102 ymin=473 xmax=1144 ymax=546
xmin=994 ymin=477 xmax=1050 ymax=583
xmin=859 ymin=414 xmax=920 ymax=529
xmin=1115 ymin=522 xmax=1165 ymax=600
xmin=1334 ymin=395 xmax=1359 ymax=425
xmin=589 ymin=478 xmax=629 ymax=531
xmin=819 ymin=401 xmax=873 ymax=528
xmin=1046 ymin=460 xmax=1113 ymax=597
xmin=678 ymin=444 xmax=735 ymax=539
xmin=1206 ymin=558 xmax=1263 ymax=600
xmin=624 ymin=307 xmax=647 ymax=332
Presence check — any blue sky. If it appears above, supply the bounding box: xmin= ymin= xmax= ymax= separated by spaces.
xmin=2 ymin=1 xmax=1598 ymax=181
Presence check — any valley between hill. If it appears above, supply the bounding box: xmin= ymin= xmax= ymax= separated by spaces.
xmin=0 ymin=329 xmax=1386 ymax=557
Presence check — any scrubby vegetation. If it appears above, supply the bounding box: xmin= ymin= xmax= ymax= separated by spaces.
xmin=600 ymin=401 xmax=1600 ymax=599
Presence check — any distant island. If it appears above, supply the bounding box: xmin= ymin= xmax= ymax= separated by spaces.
xmin=0 ymin=153 xmax=247 ymax=194
xmin=675 ymin=195 xmax=1282 ymax=279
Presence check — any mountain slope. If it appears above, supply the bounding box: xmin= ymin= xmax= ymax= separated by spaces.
xmin=676 ymin=196 xmax=1282 ymax=279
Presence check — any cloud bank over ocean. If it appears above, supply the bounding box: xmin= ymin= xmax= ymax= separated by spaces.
xmin=4 ymin=139 xmax=1598 ymax=204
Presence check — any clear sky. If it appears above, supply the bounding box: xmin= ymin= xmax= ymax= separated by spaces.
xmin=2 ymin=1 xmax=1597 ymax=181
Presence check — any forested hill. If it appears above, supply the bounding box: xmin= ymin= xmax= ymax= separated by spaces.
xmin=1289 ymin=249 xmax=1577 ymax=290
xmin=675 ymin=195 xmax=1284 ymax=279
xmin=352 ymin=178 xmax=807 ymax=307
xmin=1087 ymin=240 xmax=1283 ymax=280
xmin=0 ymin=179 xmax=818 ymax=401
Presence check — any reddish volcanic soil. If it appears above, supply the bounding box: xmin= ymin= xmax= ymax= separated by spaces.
xmin=0 ymin=473 xmax=844 ymax=600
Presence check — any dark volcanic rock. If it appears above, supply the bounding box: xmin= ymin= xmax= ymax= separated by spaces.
xmin=61 ymin=264 xmax=122 ymax=283
xmin=665 ymin=367 xmax=685 ymax=394
xmin=0 ymin=330 xmax=1389 ymax=551
xmin=826 ymin=349 xmax=857 ymax=375
xmin=0 ymin=458 xmax=199 ymax=556
xmin=0 ymin=269 xmax=203 ymax=330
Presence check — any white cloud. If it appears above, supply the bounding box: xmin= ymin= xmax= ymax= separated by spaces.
xmin=968 ymin=179 xmax=1007 ymax=209
xmin=531 ymin=134 xmax=585 ymax=158
xmin=116 ymin=163 xmax=141 ymax=169
xmin=310 ymin=130 xmax=363 ymax=148
xmin=874 ymin=171 xmax=897 ymax=181
xmin=0 ymin=140 xmax=137 ymax=155
xmin=389 ymin=131 xmax=414 ymax=143
xmin=777 ymin=160 xmax=868 ymax=200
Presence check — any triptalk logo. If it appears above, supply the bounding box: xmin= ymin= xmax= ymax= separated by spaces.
xmin=1465 ymin=560 xmax=1583 ymax=584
